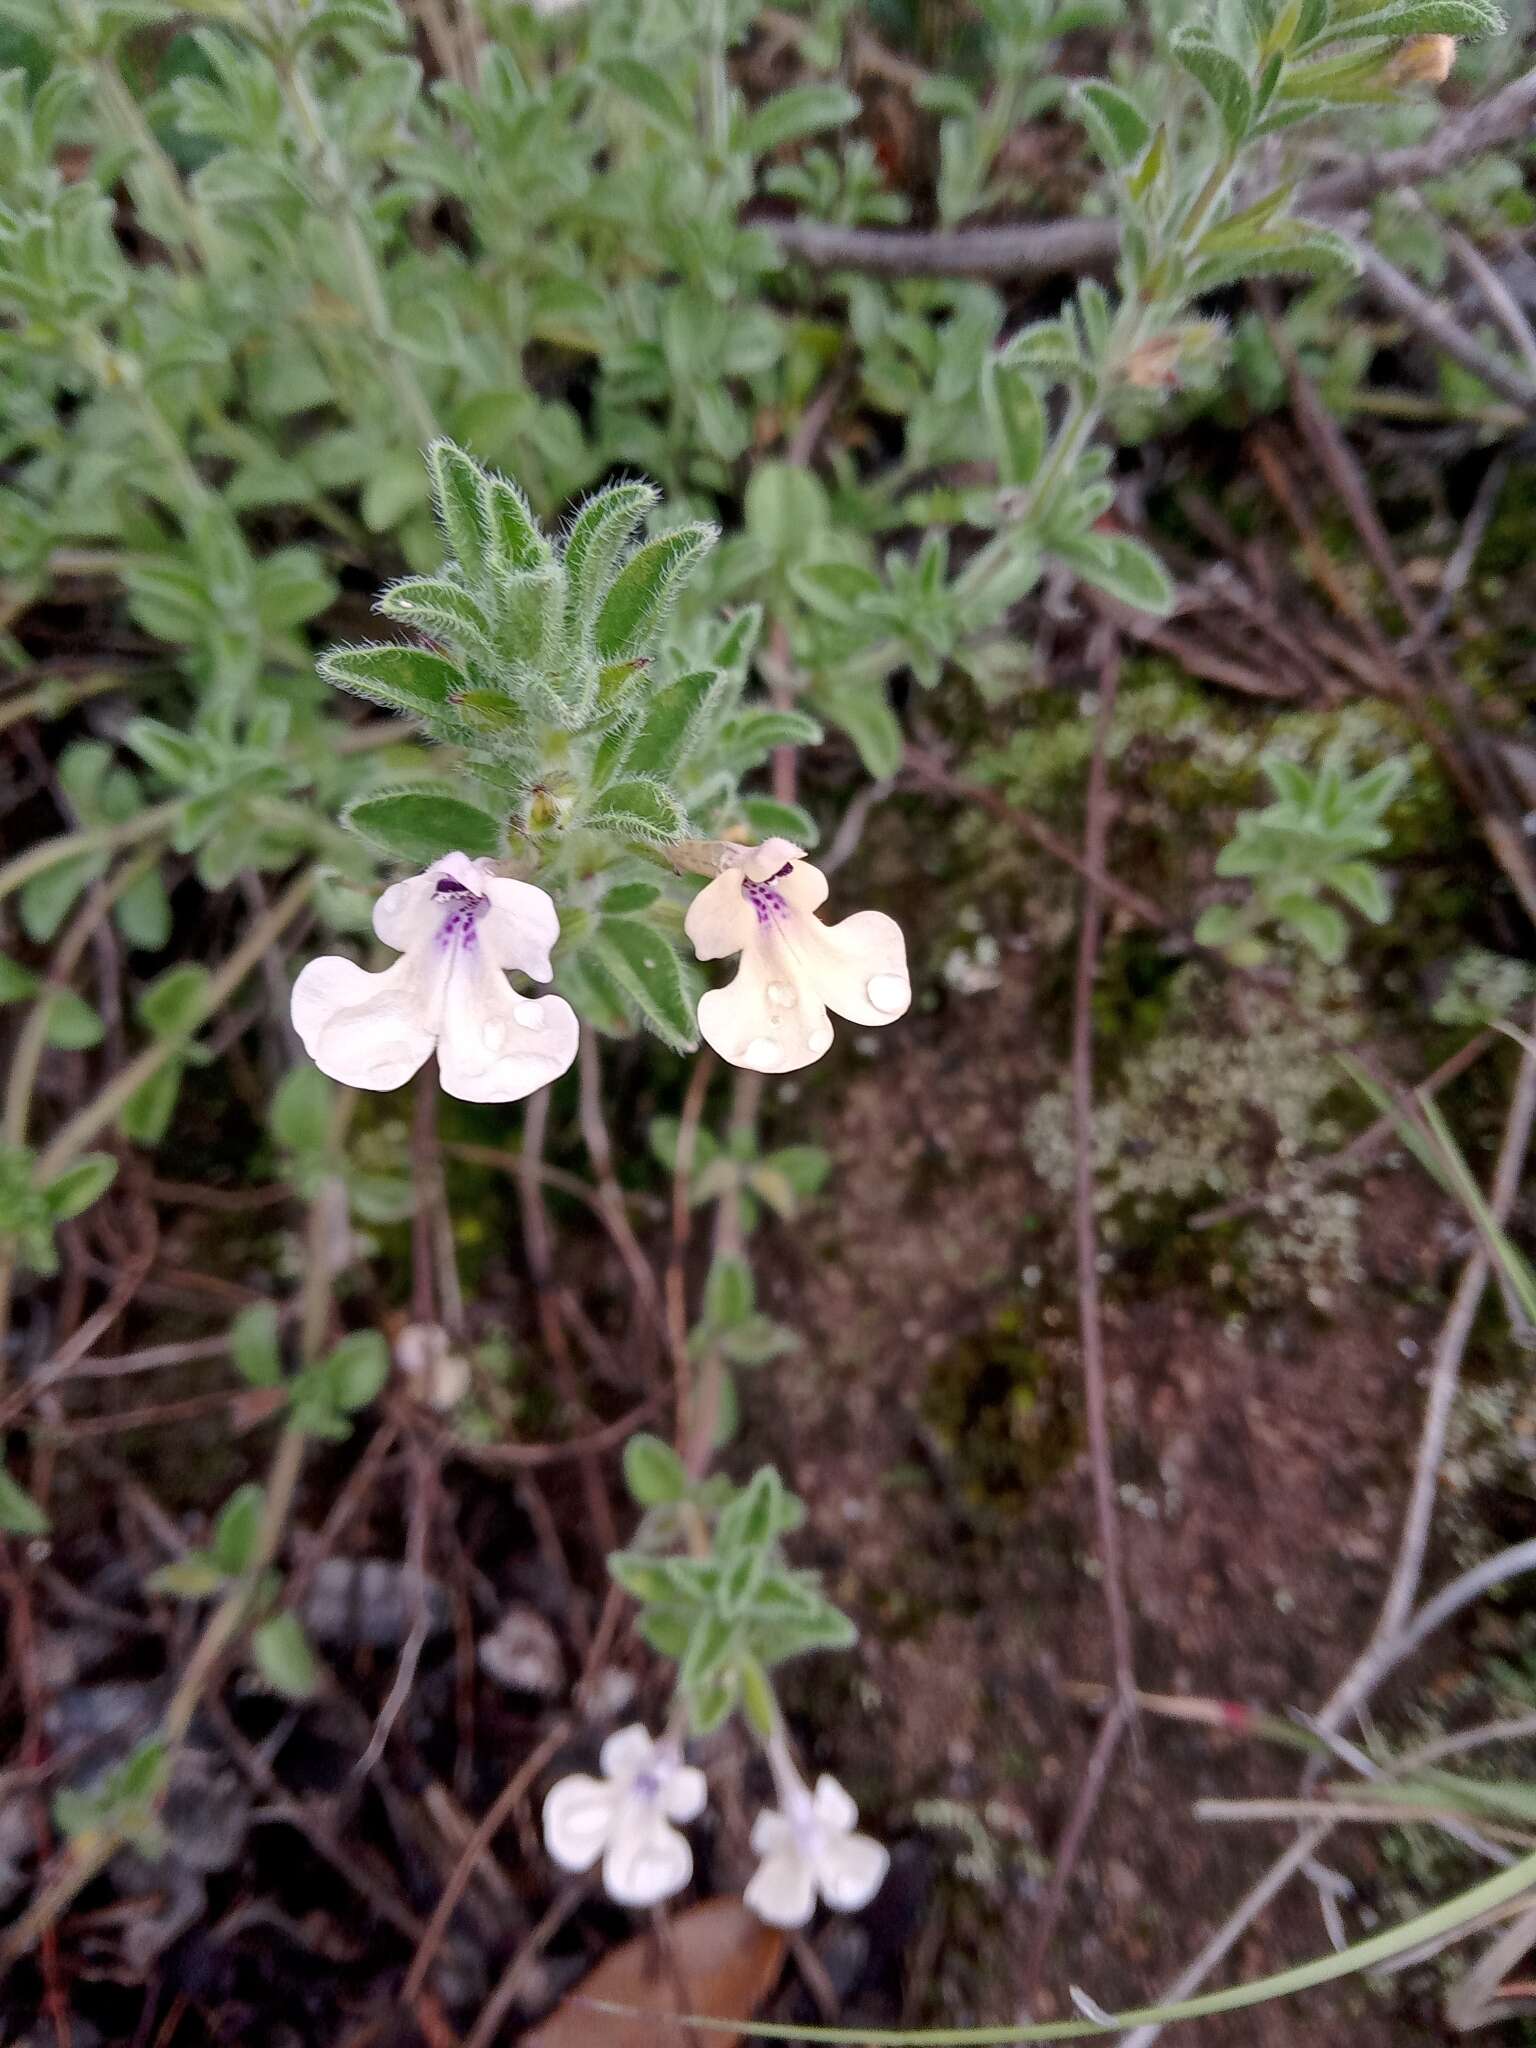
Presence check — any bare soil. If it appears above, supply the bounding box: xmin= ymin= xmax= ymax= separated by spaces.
xmin=751 ymin=928 xmax=1480 ymax=2044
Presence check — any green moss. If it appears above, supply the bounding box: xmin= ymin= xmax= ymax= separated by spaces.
xmin=921 ymin=1299 xmax=1078 ymax=1515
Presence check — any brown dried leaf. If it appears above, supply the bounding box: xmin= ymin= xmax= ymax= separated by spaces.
xmin=525 ymin=1899 xmax=786 ymax=2048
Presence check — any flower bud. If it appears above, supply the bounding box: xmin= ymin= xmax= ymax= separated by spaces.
xmin=1387 ymin=34 xmax=1456 ymax=84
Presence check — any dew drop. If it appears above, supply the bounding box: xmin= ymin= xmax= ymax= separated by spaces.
xmin=767 ymin=980 xmax=796 ymax=1009
xmin=866 ymin=973 xmax=909 ymax=1015
xmin=515 ymin=1002 xmax=545 ymax=1032
xmin=808 ymin=1025 xmax=833 ymax=1057
xmin=483 ymin=1018 xmax=506 ymax=1052
xmin=744 ymin=1036 xmax=783 ymax=1069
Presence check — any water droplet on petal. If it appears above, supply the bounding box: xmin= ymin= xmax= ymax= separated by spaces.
xmin=808 ymin=1025 xmax=833 ymax=1057
xmin=866 ymin=973 xmax=909 ymax=1016
xmin=744 ymin=1036 xmax=783 ymax=1069
xmin=483 ymin=1018 xmax=506 ymax=1052
xmin=767 ymin=980 xmax=796 ymax=1009
xmin=515 ymin=1002 xmax=545 ymax=1032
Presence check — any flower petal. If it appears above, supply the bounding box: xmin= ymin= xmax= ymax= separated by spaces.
xmin=773 ymin=853 xmax=828 ymax=915
xmin=290 ymin=955 xmax=434 ymax=1092
xmin=749 ymin=1808 xmax=796 ymax=1858
xmin=543 ymin=1774 xmax=617 ymax=1873
xmin=373 ymin=855 xmax=480 ymax=953
xmin=602 ymin=1809 xmax=693 ymax=1908
xmin=598 ymin=1724 xmax=659 ymax=1784
xmin=685 ymin=870 xmax=756 ymax=962
xmin=663 ymin=1763 xmax=708 ymax=1824
xmin=811 ymin=1773 xmax=859 ymax=1836
xmin=372 ymin=872 xmax=435 ymax=954
xmin=745 ymin=1847 xmax=818 ymax=1929
xmin=435 ymin=950 xmax=579 ymax=1104
xmin=479 ymin=872 xmax=563 ymax=980
xmin=695 ymin=945 xmax=835 ymax=1074
xmin=789 ymin=908 xmax=910 ymax=1028
xmin=815 ymin=1830 xmax=889 ymax=1913
xmin=742 ymin=837 xmax=807 ymax=884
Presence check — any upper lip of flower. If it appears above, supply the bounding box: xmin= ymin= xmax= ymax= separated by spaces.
xmin=684 ymin=839 xmax=911 ymax=1074
xmin=290 ymin=852 xmax=579 ymax=1103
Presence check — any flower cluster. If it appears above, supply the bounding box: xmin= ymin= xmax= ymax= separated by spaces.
xmin=292 ymin=841 xmax=909 ymax=1101
xmin=541 ymin=1724 xmax=888 ymax=1925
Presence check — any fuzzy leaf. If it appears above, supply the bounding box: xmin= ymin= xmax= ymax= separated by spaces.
xmin=1055 ymin=531 xmax=1176 ymax=615
xmin=623 ymin=1432 xmax=688 ymax=1508
xmin=744 ymin=82 xmax=861 ymax=153
xmin=588 ymin=776 xmax=688 ymax=845
xmin=594 ymin=525 xmax=716 ymax=661
xmin=1274 ymin=892 xmax=1349 ymax=961
xmin=563 ymin=481 xmax=659 ymax=630
xmin=817 ymin=680 xmax=904 ymax=780
xmin=44 ymin=1153 xmax=117 ymax=1223
xmin=230 ymin=1302 xmax=283 ymax=1387
xmin=1172 ymin=32 xmax=1255 ymax=143
xmin=740 ymin=796 xmax=819 ymax=846
xmin=598 ymin=55 xmax=694 ymax=136
xmin=0 ymin=1469 xmax=49 ymax=1537
xmin=320 ymin=645 xmax=464 ymax=719
xmin=1297 ymin=0 xmax=1502 ymax=45
xmin=325 ymin=1329 xmax=389 ymax=1411
xmin=211 ymin=1483 xmax=265 ymax=1575
xmin=1076 ymin=80 xmax=1152 ymax=167
xmin=252 ymin=1612 xmax=319 ymax=1699
xmin=1328 ymin=859 xmax=1391 ymax=921
xmin=619 ymin=670 xmax=720 ymax=780
xmin=591 ymin=917 xmax=698 ymax=1050
xmin=704 ymin=1254 xmax=753 ymax=1327
xmin=344 ymin=789 xmax=503 ymax=864
xmin=984 ymin=354 xmax=1048 ymax=488
xmin=484 ymin=473 xmax=552 ymax=575
xmin=426 ymin=440 xmax=494 ymax=586
xmin=378 ymin=577 xmax=495 ymax=651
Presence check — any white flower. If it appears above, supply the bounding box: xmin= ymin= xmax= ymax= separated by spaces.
xmin=744 ymin=1768 xmax=889 ymax=1929
xmin=291 ymin=852 xmax=578 ymax=1103
xmin=542 ymin=1725 xmax=707 ymax=1908
xmin=684 ymin=839 xmax=910 ymax=1073
xmin=393 ymin=1322 xmax=471 ymax=1411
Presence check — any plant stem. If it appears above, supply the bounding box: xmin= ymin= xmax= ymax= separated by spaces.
xmin=265 ymin=5 xmax=439 ymax=448
xmin=0 ymin=803 xmax=184 ymax=910
xmin=0 ymin=1167 xmax=345 ymax=1986
xmin=0 ymin=671 xmax=133 ymax=741
xmin=3 ymin=847 xmax=164 ymax=1150
xmin=33 ymin=867 xmax=314 ymax=1182
xmin=595 ymin=1846 xmax=1536 ymax=2042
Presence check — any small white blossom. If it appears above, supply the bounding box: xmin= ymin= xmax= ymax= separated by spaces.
xmin=291 ymin=852 xmax=578 ymax=1103
xmin=542 ymin=1725 xmax=707 ymax=1908
xmin=745 ymin=1766 xmax=889 ymax=1928
xmin=684 ymin=839 xmax=910 ymax=1073
xmin=393 ymin=1322 xmax=471 ymax=1411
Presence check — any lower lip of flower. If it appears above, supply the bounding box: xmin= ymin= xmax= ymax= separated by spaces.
xmin=743 ymin=878 xmax=789 ymax=927
xmin=435 ymin=886 xmax=486 ymax=952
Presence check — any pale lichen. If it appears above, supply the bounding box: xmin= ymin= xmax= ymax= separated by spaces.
xmin=1023 ymin=962 xmax=1367 ymax=1304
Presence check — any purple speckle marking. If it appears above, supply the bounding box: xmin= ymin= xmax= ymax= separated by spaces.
xmin=743 ymin=861 xmax=795 ymax=928
xmin=434 ymin=879 xmax=487 ymax=953
xmin=633 ymin=1768 xmax=662 ymax=1802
